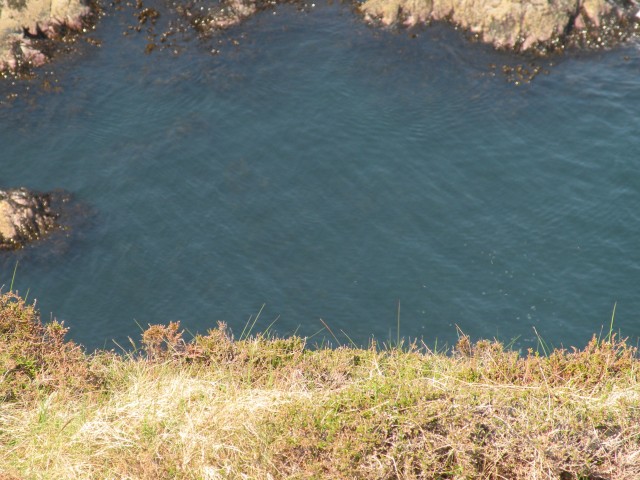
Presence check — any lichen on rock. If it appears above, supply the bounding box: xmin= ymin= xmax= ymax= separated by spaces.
xmin=0 ymin=188 xmax=59 ymax=250
xmin=0 ymin=0 xmax=93 ymax=74
xmin=358 ymin=0 xmax=640 ymax=54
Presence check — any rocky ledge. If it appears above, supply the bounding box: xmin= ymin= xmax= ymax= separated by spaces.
xmin=0 ymin=0 xmax=92 ymax=73
xmin=358 ymin=0 xmax=640 ymax=53
xmin=148 ymin=0 xmax=640 ymax=56
xmin=0 ymin=188 xmax=59 ymax=250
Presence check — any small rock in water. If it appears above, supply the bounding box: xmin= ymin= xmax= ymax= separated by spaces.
xmin=0 ymin=188 xmax=59 ymax=250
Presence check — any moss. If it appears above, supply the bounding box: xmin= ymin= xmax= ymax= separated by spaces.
xmin=6 ymin=0 xmax=27 ymax=11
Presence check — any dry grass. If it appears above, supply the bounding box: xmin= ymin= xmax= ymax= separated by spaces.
xmin=1 ymin=291 xmax=640 ymax=479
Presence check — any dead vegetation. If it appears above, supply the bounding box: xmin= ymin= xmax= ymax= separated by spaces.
xmin=1 ymin=291 xmax=639 ymax=479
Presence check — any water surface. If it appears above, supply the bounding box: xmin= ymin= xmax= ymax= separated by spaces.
xmin=2 ymin=2 xmax=640 ymax=351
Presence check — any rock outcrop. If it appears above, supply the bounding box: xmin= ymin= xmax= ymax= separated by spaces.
xmin=172 ymin=0 xmax=261 ymax=35
xmin=0 ymin=188 xmax=59 ymax=250
xmin=0 ymin=0 xmax=92 ymax=73
xmin=359 ymin=0 xmax=639 ymax=53
xmin=182 ymin=0 xmax=261 ymax=33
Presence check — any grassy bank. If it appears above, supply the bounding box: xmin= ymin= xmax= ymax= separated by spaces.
xmin=1 ymin=291 xmax=639 ymax=479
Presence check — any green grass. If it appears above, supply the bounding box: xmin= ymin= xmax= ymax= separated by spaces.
xmin=1 ymin=291 xmax=639 ymax=479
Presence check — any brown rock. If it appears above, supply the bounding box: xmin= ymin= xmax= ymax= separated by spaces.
xmin=0 ymin=188 xmax=59 ymax=250
xmin=0 ymin=0 xmax=92 ymax=73
xmin=359 ymin=0 xmax=639 ymax=53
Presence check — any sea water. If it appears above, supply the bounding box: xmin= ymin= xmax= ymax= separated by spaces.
xmin=2 ymin=1 xmax=640 ymax=351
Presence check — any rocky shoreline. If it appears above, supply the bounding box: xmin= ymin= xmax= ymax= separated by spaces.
xmin=157 ymin=0 xmax=640 ymax=55
xmin=0 ymin=0 xmax=93 ymax=74
xmin=1 ymin=0 xmax=639 ymax=76
xmin=359 ymin=0 xmax=640 ymax=54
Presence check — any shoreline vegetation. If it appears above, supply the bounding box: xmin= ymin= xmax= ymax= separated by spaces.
xmin=1 ymin=291 xmax=639 ymax=478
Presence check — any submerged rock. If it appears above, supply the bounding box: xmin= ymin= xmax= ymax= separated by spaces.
xmin=359 ymin=0 xmax=640 ymax=54
xmin=172 ymin=0 xmax=260 ymax=35
xmin=0 ymin=188 xmax=59 ymax=250
xmin=0 ymin=0 xmax=94 ymax=74
xmin=127 ymin=0 xmax=286 ymax=56
xmin=198 ymin=0 xmax=259 ymax=31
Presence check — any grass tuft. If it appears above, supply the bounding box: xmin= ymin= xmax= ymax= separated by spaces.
xmin=1 ymin=291 xmax=639 ymax=479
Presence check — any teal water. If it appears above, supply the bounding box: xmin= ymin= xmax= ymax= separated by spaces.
xmin=2 ymin=2 xmax=640 ymax=351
